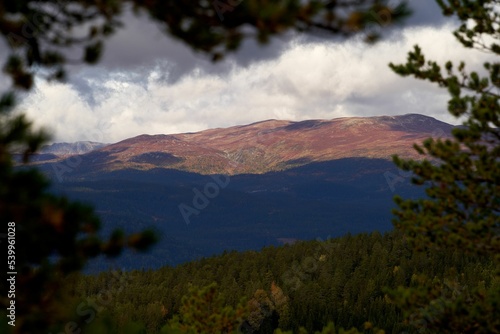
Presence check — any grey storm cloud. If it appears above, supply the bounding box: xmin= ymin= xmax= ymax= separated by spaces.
xmin=63 ymin=0 xmax=451 ymax=107
xmin=69 ymin=0 xmax=450 ymax=82
xmin=4 ymin=1 xmax=487 ymax=143
xmin=0 ymin=1 xmax=450 ymax=88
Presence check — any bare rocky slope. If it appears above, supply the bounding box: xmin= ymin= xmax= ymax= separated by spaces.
xmin=39 ymin=114 xmax=453 ymax=176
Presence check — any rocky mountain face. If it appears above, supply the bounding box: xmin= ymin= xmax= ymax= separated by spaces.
xmin=40 ymin=114 xmax=453 ymax=176
xmin=40 ymin=141 xmax=108 ymax=156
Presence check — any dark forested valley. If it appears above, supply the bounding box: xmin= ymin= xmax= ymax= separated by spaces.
xmin=44 ymin=158 xmax=422 ymax=270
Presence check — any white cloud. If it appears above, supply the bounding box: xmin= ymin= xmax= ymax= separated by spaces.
xmin=17 ymin=23 xmax=494 ymax=143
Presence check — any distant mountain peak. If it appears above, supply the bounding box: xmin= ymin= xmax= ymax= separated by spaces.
xmin=40 ymin=141 xmax=108 ymax=156
xmin=36 ymin=114 xmax=454 ymax=177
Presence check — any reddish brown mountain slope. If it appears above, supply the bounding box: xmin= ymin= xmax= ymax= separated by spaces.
xmin=48 ymin=114 xmax=454 ymax=175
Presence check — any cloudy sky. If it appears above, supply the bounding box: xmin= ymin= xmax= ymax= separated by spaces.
xmin=6 ymin=1 xmax=495 ymax=143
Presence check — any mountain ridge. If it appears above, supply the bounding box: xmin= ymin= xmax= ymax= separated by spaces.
xmin=40 ymin=141 xmax=108 ymax=155
xmin=38 ymin=114 xmax=454 ymax=177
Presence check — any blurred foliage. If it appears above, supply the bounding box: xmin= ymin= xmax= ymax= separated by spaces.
xmin=0 ymin=95 xmax=157 ymax=333
xmin=389 ymin=0 xmax=500 ymax=332
xmin=0 ymin=0 xmax=411 ymax=91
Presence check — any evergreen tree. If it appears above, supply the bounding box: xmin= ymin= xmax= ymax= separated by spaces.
xmin=389 ymin=1 xmax=500 ymax=332
xmin=0 ymin=102 xmax=157 ymax=333
xmin=161 ymin=283 xmax=248 ymax=334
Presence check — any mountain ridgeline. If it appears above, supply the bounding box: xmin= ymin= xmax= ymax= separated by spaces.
xmin=35 ymin=114 xmax=452 ymax=177
xmin=33 ymin=114 xmax=453 ymax=269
